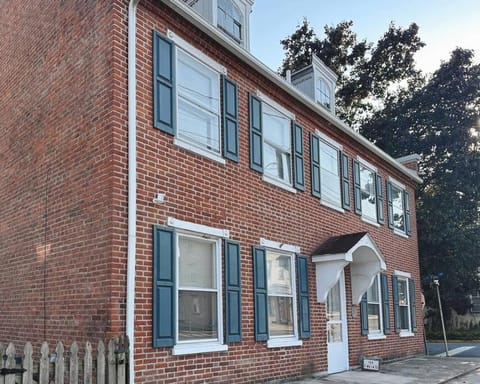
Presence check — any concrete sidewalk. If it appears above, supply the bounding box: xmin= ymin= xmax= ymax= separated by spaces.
xmin=287 ymin=356 xmax=480 ymax=384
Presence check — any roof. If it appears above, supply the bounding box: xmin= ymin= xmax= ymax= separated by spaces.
xmin=162 ymin=0 xmax=422 ymax=185
xmin=311 ymin=232 xmax=368 ymax=256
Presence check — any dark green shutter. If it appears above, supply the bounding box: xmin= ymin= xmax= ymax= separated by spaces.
xmin=297 ymin=255 xmax=310 ymax=338
xmin=292 ymin=122 xmax=305 ymax=191
xmin=409 ymin=278 xmax=417 ymax=332
xmin=392 ymin=275 xmax=400 ymax=333
xmin=249 ymin=94 xmax=263 ymax=172
xmin=353 ymin=159 xmax=362 ymax=215
xmin=404 ymin=191 xmax=412 ymax=236
xmin=225 ymin=240 xmax=242 ymax=342
xmin=360 ymin=293 xmax=369 ymax=336
xmin=153 ymin=31 xmax=175 ymax=135
xmin=340 ymin=152 xmax=351 ymax=210
xmin=253 ymin=246 xmax=268 ymax=341
xmin=376 ymin=174 xmax=384 ymax=224
xmin=387 ymin=181 xmax=394 ymax=229
xmin=152 ymin=225 xmax=176 ymax=347
xmin=381 ymin=273 xmax=391 ymax=334
xmin=222 ymin=76 xmax=239 ymax=162
xmin=310 ymin=133 xmax=321 ymax=198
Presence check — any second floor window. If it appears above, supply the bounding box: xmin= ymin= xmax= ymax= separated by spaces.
xmin=217 ymin=0 xmax=242 ymax=42
xmin=319 ymin=140 xmax=341 ymax=207
xmin=359 ymin=163 xmax=377 ymax=222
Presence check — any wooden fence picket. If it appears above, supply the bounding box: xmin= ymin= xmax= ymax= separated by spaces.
xmin=55 ymin=341 xmax=65 ymax=384
xmin=97 ymin=340 xmax=105 ymax=384
xmin=0 ymin=342 xmax=5 ymax=384
xmin=107 ymin=338 xmax=116 ymax=384
xmin=39 ymin=342 xmax=49 ymax=384
xmin=84 ymin=342 xmax=93 ymax=384
xmin=70 ymin=341 xmax=79 ymax=384
xmin=22 ymin=342 xmax=33 ymax=384
xmin=5 ymin=343 xmax=15 ymax=384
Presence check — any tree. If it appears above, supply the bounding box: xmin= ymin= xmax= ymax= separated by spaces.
xmin=280 ymin=19 xmax=425 ymax=126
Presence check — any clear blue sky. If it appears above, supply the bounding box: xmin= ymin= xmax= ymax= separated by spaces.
xmin=250 ymin=0 xmax=480 ymax=74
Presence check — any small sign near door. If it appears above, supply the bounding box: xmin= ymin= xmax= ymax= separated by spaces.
xmin=361 ymin=357 xmax=381 ymax=371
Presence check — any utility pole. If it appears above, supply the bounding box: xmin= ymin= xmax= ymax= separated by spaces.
xmin=434 ymin=279 xmax=449 ymax=357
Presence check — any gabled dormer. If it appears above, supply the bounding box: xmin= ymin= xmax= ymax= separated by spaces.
xmin=291 ymin=55 xmax=338 ymax=115
xmin=181 ymin=0 xmax=254 ymax=50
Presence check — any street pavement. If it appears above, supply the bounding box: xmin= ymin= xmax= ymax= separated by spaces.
xmin=427 ymin=342 xmax=480 ymax=358
xmin=286 ymin=356 xmax=480 ymax=384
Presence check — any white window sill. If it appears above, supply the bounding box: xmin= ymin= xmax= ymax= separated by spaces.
xmin=368 ymin=333 xmax=387 ymax=341
xmin=393 ymin=229 xmax=409 ymax=239
xmin=321 ymin=199 xmax=344 ymax=213
xmin=361 ymin=216 xmax=380 ymax=227
xmin=262 ymin=174 xmax=296 ymax=193
xmin=399 ymin=331 xmax=414 ymax=338
xmin=174 ymin=138 xmax=226 ymax=165
xmin=267 ymin=337 xmax=302 ymax=349
xmin=172 ymin=342 xmax=228 ymax=356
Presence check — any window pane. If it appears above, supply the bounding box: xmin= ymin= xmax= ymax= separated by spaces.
xmin=178 ymin=291 xmax=218 ymax=340
xmin=268 ymin=296 xmax=294 ymax=336
xmin=327 ymin=281 xmax=341 ymax=321
xmin=398 ymin=279 xmax=408 ymax=306
xmin=316 ymin=79 xmax=331 ymax=109
xmin=400 ymin=306 xmax=409 ymax=330
xmin=320 ymin=141 xmax=341 ymax=205
xmin=368 ymin=303 xmax=381 ymax=332
xmin=179 ymin=237 xmax=216 ymax=289
xmin=267 ymin=252 xmax=292 ymax=295
xmin=360 ymin=165 xmax=377 ymax=221
xmin=392 ymin=185 xmax=405 ymax=231
xmin=367 ymin=276 xmax=379 ymax=303
xmin=217 ymin=0 xmax=242 ymax=41
xmin=327 ymin=323 xmax=342 ymax=343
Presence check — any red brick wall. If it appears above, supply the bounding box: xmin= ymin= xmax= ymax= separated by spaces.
xmin=0 ymin=0 xmax=123 ymax=345
xmin=130 ymin=1 xmax=424 ymax=382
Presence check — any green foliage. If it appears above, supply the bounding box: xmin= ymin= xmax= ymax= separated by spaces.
xmin=281 ymin=21 xmax=480 ymax=316
xmin=426 ymin=327 xmax=480 ymax=341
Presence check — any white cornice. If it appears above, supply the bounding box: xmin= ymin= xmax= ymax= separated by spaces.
xmin=161 ymin=0 xmax=422 ymax=184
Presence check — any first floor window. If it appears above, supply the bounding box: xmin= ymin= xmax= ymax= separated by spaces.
xmin=393 ymin=272 xmax=417 ymax=335
xmin=178 ymin=235 xmax=220 ymax=341
xmin=397 ymin=277 xmax=410 ymax=331
xmin=367 ymin=275 xmax=382 ymax=334
xmin=267 ymin=251 xmax=295 ymax=337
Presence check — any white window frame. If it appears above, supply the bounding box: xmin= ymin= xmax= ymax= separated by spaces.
xmin=366 ymin=275 xmax=386 ymax=340
xmin=315 ymin=77 xmax=332 ymax=110
xmin=316 ymin=131 xmax=343 ymax=212
xmin=357 ymin=156 xmax=379 ymax=226
xmin=389 ymin=176 xmax=408 ymax=237
xmin=394 ymin=270 xmax=414 ymax=337
xmin=167 ymin=30 xmax=227 ymax=165
xmin=261 ymin=239 xmax=302 ymax=348
xmin=257 ymin=92 xmax=296 ymax=193
xmin=217 ymin=0 xmax=243 ymax=43
xmin=169 ymin=218 xmax=229 ymax=355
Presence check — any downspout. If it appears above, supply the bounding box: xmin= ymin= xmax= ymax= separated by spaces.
xmin=127 ymin=0 xmax=140 ymax=383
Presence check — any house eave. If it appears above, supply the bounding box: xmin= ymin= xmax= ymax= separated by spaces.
xmin=161 ymin=0 xmax=422 ymax=185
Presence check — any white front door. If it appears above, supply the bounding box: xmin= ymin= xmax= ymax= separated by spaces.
xmin=326 ymin=271 xmax=349 ymax=373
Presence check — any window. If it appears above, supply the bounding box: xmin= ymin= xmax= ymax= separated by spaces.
xmin=249 ymin=92 xmax=305 ymax=193
xmin=360 ymin=273 xmax=390 ymax=338
xmin=387 ymin=178 xmax=412 ymax=236
xmin=152 ymin=219 xmax=242 ymax=353
xmin=177 ymin=50 xmax=220 ymax=154
xmin=252 ymin=241 xmax=310 ymax=347
xmin=319 ymin=140 xmax=341 ymax=208
xmin=392 ymin=271 xmax=417 ymax=336
xmin=367 ymin=276 xmax=382 ymax=334
xmin=153 ymin=30 xmax=240 ymax=163
xmin=263 ymin=103 xmax=292 ymax=185
xmin=217 ymin=0 xmax=242 ymax=42
xmin=316 ymin=78 xmax=331 ymax=110
xmin=267 ymin=251 xmax=295 ymax=337
xmin=353 ymin=158 xmax=384 ymax=225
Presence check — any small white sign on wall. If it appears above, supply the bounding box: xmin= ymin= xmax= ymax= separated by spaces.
xmin=361 ymin=357 xmax=381 ymax=371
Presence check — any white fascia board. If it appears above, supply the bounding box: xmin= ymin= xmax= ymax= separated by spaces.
xmin=260 ymin=238 xmax=300 ymax=254
xmin=162 ymin=0 xmax=422 ymax=185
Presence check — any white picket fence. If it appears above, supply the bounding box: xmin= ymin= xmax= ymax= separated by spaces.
xmin=0 ymin=336 xmax=128 ymax=384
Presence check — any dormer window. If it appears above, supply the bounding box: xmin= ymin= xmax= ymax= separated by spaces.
xmin=217 ymin=0 xmax=242 ymax=42
xmin=316 ymin=78 xmax=331 ymax=110
xmin=180 ymin=0 xmax=253 ymax=49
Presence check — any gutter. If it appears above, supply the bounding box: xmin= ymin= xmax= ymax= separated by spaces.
xmin=163 ymin=0 xmax=422 ymax=184
xmin=127 ymin=0 xmax=140 ymax=383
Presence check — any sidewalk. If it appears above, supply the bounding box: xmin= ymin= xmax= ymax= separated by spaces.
xmin=287 ymin=356 xmax=480 ymax=384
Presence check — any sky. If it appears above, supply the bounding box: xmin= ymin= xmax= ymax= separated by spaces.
xmin=250 ymin=0 xmax=480 ymax=74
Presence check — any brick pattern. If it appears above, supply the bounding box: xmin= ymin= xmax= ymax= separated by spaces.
xmin=0 ymin=0 xmax=424 ymax=382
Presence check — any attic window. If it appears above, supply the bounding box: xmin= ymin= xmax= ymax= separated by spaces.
xmin=316 ymin=78 xmax=331 ymax=110
xmin=217 ymin=0 xmax=242 ymax=42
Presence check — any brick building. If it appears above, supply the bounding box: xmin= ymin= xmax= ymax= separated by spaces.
xmin=0 ymin=0 xmax=424 ymax=382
